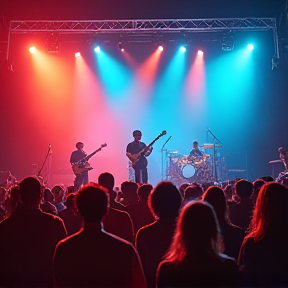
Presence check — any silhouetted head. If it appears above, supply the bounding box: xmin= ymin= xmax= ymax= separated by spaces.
xmin=235 ymin=179 xmax=253 ymax=199
xmin=184 ymin=184 xmax=203 ymax=200
xmin=249 ymin=182 xmax=288 ymax=241
xmin=76 ymin=183 xmax=109 ymax=223
xmin=19 ymin=176 xmax=42 ymax=205
xmin=137 ymin=184 xmax=153 ymax=201
xmin=192 ymin=141 xmax=199 ymax=149
xmin=202 ymin=186 xmax=227 ymax=224
xmin=76 ymin=142 xmax=84 ymax=150
xmin=43 ymin=188 xmax=54 ymax=203
xmin=65 ymin=193 xmax=76 ymax=209
xmin=133 ymin=130 xmax=142 ymax=141
xmin=121 ymin=181 xmax=138 ymax=204
xmin=166 ymin=201 xmax=221 ymax=263
xmin=149 ymin=181 xmax=182 ymax=220
xmin=179 ymin=183 xmax=189 ymax=197
xmin=260 ymin=176 xmax=274 ymax=182
xmin=252 ymin=179 xmax=265 ymax=200
xmin=98 ymin=172 xmax=115 ymax=192
xmin=52 ymin=185 xmax=64 ymax=203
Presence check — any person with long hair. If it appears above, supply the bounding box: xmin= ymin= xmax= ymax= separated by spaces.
xmin=202 ymin=186 xmax=244 ymax=260
xmin=156 ymin=201 xmax=239 ymax=288
xmin=238 ymin=182 xmax=288 ymax=287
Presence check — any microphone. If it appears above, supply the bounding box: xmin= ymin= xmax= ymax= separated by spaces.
xmin=161 ymin=135 xmax=172 ymax=151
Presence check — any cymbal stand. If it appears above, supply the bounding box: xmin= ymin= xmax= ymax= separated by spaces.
xmin=161 ymin=136 xmax=172 ymax=180
xmin=207 ymin=130 xmax=224 ymax=183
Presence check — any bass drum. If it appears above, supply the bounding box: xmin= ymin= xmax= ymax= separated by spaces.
xmin=181 ymin=164 xmax=196 ymax=179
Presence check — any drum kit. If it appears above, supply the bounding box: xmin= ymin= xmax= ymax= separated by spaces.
xmin=166 ymin=143 xmax=223 ymax=185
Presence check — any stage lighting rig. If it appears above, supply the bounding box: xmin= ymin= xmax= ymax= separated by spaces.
xmin=222 ymin=33 xmax=234 ymax=52
xmin=46 ymin=33 xmax=59 ymax=53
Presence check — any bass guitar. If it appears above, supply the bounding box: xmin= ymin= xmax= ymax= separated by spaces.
xmin=72 ymin=143 xmax=107 ymax=175
xmin=127 ymin=130 xmax=167 ymax=167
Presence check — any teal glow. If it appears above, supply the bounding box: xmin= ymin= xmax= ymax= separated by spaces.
xmin=94 ymin=50 xmax=132 ymax=106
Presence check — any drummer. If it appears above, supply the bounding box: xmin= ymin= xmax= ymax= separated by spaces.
xmin=188 ymin=141 xmax=203 ymax=160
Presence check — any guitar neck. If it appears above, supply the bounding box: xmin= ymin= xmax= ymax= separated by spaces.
xmin=85 ymin=148 xmax=101 ymax=160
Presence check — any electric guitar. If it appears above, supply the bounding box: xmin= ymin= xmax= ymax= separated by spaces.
xmin=72 ymin=143 xmax=107 ymax=175
xmin=127 ymin=130 xmax=167 ymax=167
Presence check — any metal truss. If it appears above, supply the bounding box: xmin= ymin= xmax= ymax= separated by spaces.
xmin=7 ymin=18 xmax=279 ymax=60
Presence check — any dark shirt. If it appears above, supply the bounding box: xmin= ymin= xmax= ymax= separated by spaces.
xmin=0 ymin=207 xmax=67 ymax=287
xmin=136 ymin=219 xmax=177 ymax=288
xmin=157 ymin=253 xmax=240 ymax=288
xmin=220 ymin=221 xmax=244 ymax=260
xmin=127 ymin=141 xmax=147 ymax=167
xmin=58 ymin=208 xmax=82 ymax=236
xmin=189 ymin=148 xmax=203 ymax=158
xmin=229 ymin=198 xmax=254 ymax=232
xmin=70 ymin=150 xmax=87 ymax=164
xmin=103 ymin=207 xmax=134 ymax=243
xmin=238 ymin=236 xmax=288 ymax=287
xmin=53 ymin=224 xmax=146 ymax=288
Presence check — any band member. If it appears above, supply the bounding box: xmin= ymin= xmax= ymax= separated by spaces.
xmin=189 ymin=141 xmax=203 ymax=159
xmin=70 ymin=142 xmax=89 ymax=192
xmin=278 ymin=147 xmax=288 ymax=171
xmin=126 ymin=130 xmax=153 ymax=184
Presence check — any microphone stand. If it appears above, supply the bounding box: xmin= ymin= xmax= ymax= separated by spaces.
xmin=207 ymin=130 xmax=224 ymax=184
xmin=37 ymin=144 xmax=52 ymax=186
xmin=161 ymin=136 xmax=172 ymax=180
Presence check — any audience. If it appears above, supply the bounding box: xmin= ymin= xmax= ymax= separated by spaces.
xmin=0 ymin=168 xmax=287 ymax=288
xmin=121 ymin=180 xmax=143 ymax=234
xmin=98 ymin=173 xmax=134 ymax=243
xmin=202 ymin=185 xmax=244 ymax=260
xmin=0 ymin=176 xmax=67 ymax=287
xmin=53 ymin=183 xmax=146 ymax=288
xmin=136 ymin=184 xmax=155 ymax=230
xmin=136 ymin=181 xmax=182 ymax=288
xmin=252 ymin=178 xmax=265 ymax=204
xmin=238 ymin=182 xmax=288 ymax=287
xmin=229 ymin=179 xmax=254 ymax=232
xmin=0 ymin=187 xmax=7 ymax=221
xmin=156 ymin=201 xmax=240 ymax=288
xmin=182 ymin=184 xmax=203 ymax=207
xmin=52 ymin=185 xmax=65 ymax=212
xmin=58 ymin=193 xmax=82 ymax=236
xmin=40 ymin=187 xmax=58 ymax=215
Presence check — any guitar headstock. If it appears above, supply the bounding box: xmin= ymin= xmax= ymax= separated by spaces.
xmin=101 ymin=143 xmax=107 ymax=148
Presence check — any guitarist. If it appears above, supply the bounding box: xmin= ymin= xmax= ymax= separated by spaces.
xmin=70 ymin=142 xmax=89 ymax=192
xmin=126 ymin=130 xmax=153 ymax=184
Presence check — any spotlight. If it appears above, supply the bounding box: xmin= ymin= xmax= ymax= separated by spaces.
xmin=75 ymin=52 xmax=81 ymax=57
xmin=247 ymin=44 xmax=254 ymax=51
xmin=180 ymin=46 xmax=187 ymax=52
xmin=158 ymin=45 xmax=164 ymax=52
xmin=29 ymin=47 xmax=36 ymax=54
xmin=197 ymin=50 xmax=204 ymax=56
xmin=94 ymin=46 xmax=101 ymax=53
xmin=118 ymin=42 xmax=125 ymax=52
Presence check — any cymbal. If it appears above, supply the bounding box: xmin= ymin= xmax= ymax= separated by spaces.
xmin=269 ymin=160 xmax=282 ymax=164
xmin=201 ymin=143 xmax=222 ymax=149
